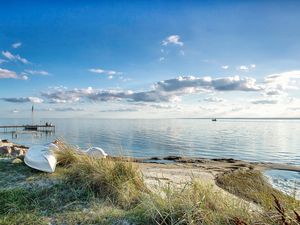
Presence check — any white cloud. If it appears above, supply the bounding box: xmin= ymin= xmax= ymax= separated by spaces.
xmin=149 ymin=103 xmax=181 ymax=110
xmin=221 ymin=65 xmax=229 ymax=69
xmin=20 ymin=75 xmax=28 ymax=80
xmin=5 ymin=70 xmax=294 ymax=112
xmin=251 ymin=99 xmax=278 ymax=104
xmin=237 ymin=64 xmax=256 ymax=72
xmin=0 ymin=68 xmax=28 ymax=80
xmin=89 ymin=68 xmax=105 ymax=74
xmin=238 ymin=65 xmax=249 ymax=71
xmin=38 ymin=107 xmax=84 ymax=112
xmin=54 ymin=107 xmax=84 ymax=112
xmin=0 ymin=68 xmax=18 ymax=79
xmin=2 ymin=51 xmax=29 ymax=64
xmin=107 ymin=70 xmax=117 ymax=75
xmin=160 ymin=35 xmax=184 ymax=61
xmin=41 ymin=75 xmax=263 ymax=104
xmin=155 ymin=75 xmax=261 ymax=92
xmin=1 ymin=97 xmax=43 ymax=103
xmin=89 ymin=68 xmax=122 ymax=79
xmin=12 ymin=42 xmax=22 ymax=49
xmin=24 ymin=70 xmax=49 ymax=76
xmin=203 ymin=96 xmax=225 ymax=103
xmin=99 ymin=108 xmax=139 ymax=112
xmin=264 ymin=70 xmax=300 ymax=92
xmin=89 ymin=68 xmax=121 ymax=75
xmin=162 ymin=35 xmax=184 ymax=46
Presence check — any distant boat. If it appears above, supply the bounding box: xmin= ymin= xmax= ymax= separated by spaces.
xmin=212 ymin=118 xmax=217 ymax=122
xmin=24 ymin=144 xmax=58 ymax=173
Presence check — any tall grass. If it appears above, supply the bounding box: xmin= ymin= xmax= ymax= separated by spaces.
xmin=216 ymin=169 xmax=300 ymax=225
xmin=55 ymin=142 xmax=147 ymax=208
xmin=216 ymin=169 xmax=300 ymax=210
xmin=2 ymin=141 xmax=296 ymax=224
xmin=133 ymin=181 xmax=254 ymax=225
xmin=54 ymin=143 xmax=258 ymax=224
xmin=53 ymin=143 xmax=300 ymax=224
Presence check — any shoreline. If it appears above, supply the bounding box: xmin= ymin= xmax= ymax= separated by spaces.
xmin=1 ymin=139 xmax=300 ymax=176
xmin=1 ymin=139 xmax=299 ymax=198
xmin=1 ymin=140 xmax=299 ymax=224
xmin=2 ymin=139 xmax=300 ymax=171
xmin=129 ymin=155 xmax=300 ymax=172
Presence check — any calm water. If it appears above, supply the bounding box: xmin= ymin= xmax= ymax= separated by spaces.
xmin=0 ymin=118 xmax=299 ymax=165
xmin=1 ymin=118 xmax=300 ymax=197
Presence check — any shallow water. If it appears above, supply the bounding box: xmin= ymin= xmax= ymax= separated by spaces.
xmin=0 ymin=118 xmax=299 ymax=166
xmin=265 ymin=169 xmax=300 ymax=200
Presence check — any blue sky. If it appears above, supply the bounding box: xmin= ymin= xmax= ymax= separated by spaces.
xmin=1 ymin=0 xmax=300 ymax=118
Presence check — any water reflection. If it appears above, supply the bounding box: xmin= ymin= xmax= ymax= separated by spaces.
xmin=0 ymin=118 xmax=299 ymax=165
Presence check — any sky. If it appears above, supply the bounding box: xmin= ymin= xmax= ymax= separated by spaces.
xmin=1 ymin=0 xmax=300 ymax=118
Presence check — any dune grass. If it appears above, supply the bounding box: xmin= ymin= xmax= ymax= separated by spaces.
xmin=216 ymin=169 xmax=300 ymax=209
xmin=0 ymin=142 xmax=299 ymax=224
xmin=216 ymin=169 xmax=300 ymax=224
xmin=131 ymin=181 xmax=256 ymax=225
xmin=55 ymin=142 xmax=148 ymax=208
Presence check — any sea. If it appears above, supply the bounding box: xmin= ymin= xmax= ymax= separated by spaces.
xmin=0 ymin=118 xmax=299 ymax=198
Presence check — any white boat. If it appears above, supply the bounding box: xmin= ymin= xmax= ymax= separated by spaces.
xmin=24 ymin=145 xmax=57 ymax=173
xmin=84 ymin=147 xmax=108 ymax=158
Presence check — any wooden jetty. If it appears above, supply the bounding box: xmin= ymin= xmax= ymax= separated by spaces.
xmin=0 ymin=124 xmax=55 ymax=133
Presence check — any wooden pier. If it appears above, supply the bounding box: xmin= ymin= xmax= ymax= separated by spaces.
xmin=0 ymin=124 xmax=55 ymax=133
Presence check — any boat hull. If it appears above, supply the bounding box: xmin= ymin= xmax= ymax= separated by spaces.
xmin=24 ymin=145 xmax=57 ymax=173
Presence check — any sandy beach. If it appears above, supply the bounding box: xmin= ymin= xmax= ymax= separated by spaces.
xmin=1 ymin=139 xmax=299 ymax=195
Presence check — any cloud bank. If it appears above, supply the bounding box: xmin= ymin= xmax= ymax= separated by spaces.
xmin=4 ymin=70 xmax=300 ymax=119
xmin=2 ymin=97 xmax=43 ymax=103
xmin=40 ymin=75 xmax=262 ymax=104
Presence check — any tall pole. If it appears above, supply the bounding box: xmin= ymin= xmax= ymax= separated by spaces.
xmin=31 ymin=105 xmax=34 ymax=125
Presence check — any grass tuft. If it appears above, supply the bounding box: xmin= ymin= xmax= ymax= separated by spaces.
xmin=216 ymin=169 xmax=300 ymax=225
xmin=216 ymin=169 xmax=300 ymax=210
xmin=132 ymin=181 xmax=254 ymax=225
xmin=55 ymin=142 xmax=148 ymax=208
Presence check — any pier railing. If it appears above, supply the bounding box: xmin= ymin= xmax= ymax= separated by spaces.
xmin=0 ymin=125 xmax=55 ymax=133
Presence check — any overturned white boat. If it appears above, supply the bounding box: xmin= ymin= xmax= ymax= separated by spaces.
xmin=24 ymin=144 xmax=57 ymax=173
xmin=84 ymin=147 xmax=108 ymax=158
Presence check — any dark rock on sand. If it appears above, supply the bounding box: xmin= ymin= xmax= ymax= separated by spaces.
xmin=163 ymin=156 xmax=182 ymax=160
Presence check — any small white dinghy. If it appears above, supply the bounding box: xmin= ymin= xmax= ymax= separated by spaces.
xmin=84 ymin=147 xmax=108 ymax=158
xmin=24 ymin=144 xmax=58 ymax=173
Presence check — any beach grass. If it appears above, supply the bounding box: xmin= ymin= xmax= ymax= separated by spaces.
xmin=216 ymin=169 xmax=300 ymax=224
xmin=0 ymin=142 xmax=299 ymax=224
xmin=55 ymin=142 xmax=148 ymax=208
xmin=216 ymin=169 xmax=300 ymax=209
